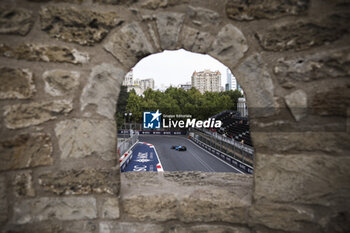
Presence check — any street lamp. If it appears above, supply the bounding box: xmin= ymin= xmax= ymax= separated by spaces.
xmin=124 ymin=113 xmax=127 ymax=131
xmin=124 ymin=112 xmax=133 ymax=134
xmin=123 ymin=113 xmax=127 ymax=141
xmin=129 ymin=112 xmax=132 ymax=133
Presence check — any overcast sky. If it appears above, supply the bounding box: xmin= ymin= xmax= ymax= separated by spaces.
xmin=132 ymin=49 xmax=232 ymax=89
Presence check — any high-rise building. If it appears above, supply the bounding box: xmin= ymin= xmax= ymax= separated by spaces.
xmin=122 ymin=70 xmax=155 ymax=96
xmin=128 ymin=85 xmax=144 ymax=96
xmin=226 ymin=68 xmax=237 ymax=91
xmin=237 ymin=97 xmax=248 ymax=117
xmin=123 ymin=70 xmax=134 ymax=86
xmin=237 ymin=83 xmax=244 ymax=94
xmin=133 ymin=78 xmax=140 ymax=86
xmin=179 ymin=83 xmax=192 ymax=91
xmin=158 ymin=83 xmax=170 ymax=92
xmin=226 ymin=68 xmax=232 ymax=90
xmin=191 ymin=69 xmax=221 ymax=93
xmin=140 ymin=79 xmax=155 ymax=91
xmin=231 ymin=75 xmax=237 ymax=91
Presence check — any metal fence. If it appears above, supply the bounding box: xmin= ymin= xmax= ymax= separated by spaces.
xmin=190 ymin=128 xmax=254 ymax=166
xmin=197 ymin=128 xmax=255 ymax=155
xmin=121 ymin=123 xmax=143 ymax=131
xmin=190 ymin=136 xmax=253 ymax=174
xmin=117 ymin=131 xmax=139 ymax=157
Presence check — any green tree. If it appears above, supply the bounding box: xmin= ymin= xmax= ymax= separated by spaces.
xmin=115 ymin=86 xmax=129 ymax=127
xmin=126 ymin=90 xmax=143 ymax=123
xmin=119 ymin=87 xmax=243 ymax=124
xmin=221 ymin=90 xmax=243 ymax=110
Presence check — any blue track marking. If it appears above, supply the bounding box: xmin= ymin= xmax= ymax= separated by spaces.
xmin=122 ymin=142 xmax=163 ymax=172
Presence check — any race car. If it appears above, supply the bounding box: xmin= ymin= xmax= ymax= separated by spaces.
xmin=170 ymin=145 xmax=187 ymax=151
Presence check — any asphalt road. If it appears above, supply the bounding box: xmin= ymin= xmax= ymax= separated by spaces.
xmin=139 ymin=135 xmax=239 ymax=173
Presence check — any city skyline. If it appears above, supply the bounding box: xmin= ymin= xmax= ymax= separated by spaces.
xmin=132 ymin=49 xmax=236 ymax=90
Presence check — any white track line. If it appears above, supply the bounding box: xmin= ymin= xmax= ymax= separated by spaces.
xmin=187 ymin=139 xmax=244 ymax=174
xmin=187 ymin=149 xmax=215 ymax=172
xmin=142 ymin=136 xmax=214 ymax=172
xmin=140 ymin=134 xmax=245 ymax=173
xmin=148 ymin=143 xmax=164 ymax=172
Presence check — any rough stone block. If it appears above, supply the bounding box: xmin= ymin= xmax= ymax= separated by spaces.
xmin=100 ymin=222 xmax=164 ymax=233
xmin=122 ymin=194 xmax=177 ymax=221
xmin=187 ymin=6 xmax=220 ymax=28
xmin=181 ymin=26 xmax=213 ymax=54
xmin=226 ymin=0 xmax=309 ymax=21
xmin=147 ymin=23 xmax=161 ymax=51
xmin=29 ymin=0 xmax=83 ymax=2
xmin=2 ymin=221 xmax=97 ymax=233
xmin=141 ymin=0 xmax=189 ymax=9
xmin=285 ymin=89 xmax=307 ymax=121
xmin=13 ymin=197 xmax=97 ymax=224
xmin=1 ymin=223 xmax=62 ymax=233
xmin=122 ymin=170 xmax=162 ymax=185
xmin=30 ymin=0 xmax=134 ymax=3
xmin=40 ymin=6 xmax=122 ymax=46
xmin=0 ymin=67 xmax=35 ymax=99
xmin=55 ymin=119 xmax=116 ymax=161
xmin=0 ymin=43 xmax=89 ymax=64
xmin=43 ymin=70 xmax=80 ymax=96
xmin=101 ymin=198 xmax=120 ymax=219
xmin=38 ymin=169 xmax=119 ymax=195
xmin=169 ymin=224 xmax=251 ymax=233
xmin=274 ymin=47 xmax=350 ymax=88
xmin=141 ymin=0 xmax=168 ymax=9
xmin=178 ymin=189 xmax=249 ymax=223
xmin=62 ymin=221 xmax=97 ymax=233
xmin=13 ymin=171 xmax=35 ymax=197
xmin=256 ymin=20 xmax=347 ymax=52
xmin=0 ymin=7 xmax=34 ymax=35
xmin=0 ymin=134 xmax=53 ymax=171
xmin=80 ymin=64 xmax=124 ymax=119
xmin=0 ymin=175 xmax=7 ymax=224
xmin=250 ymin=203 xmax=316 ymax=232
xmin=235 ymin=54 xmax=274 ymax=116
xmin=156 ymin=12 xmax=185 ymax=50
xmin=254 ymin=153 xmax=350 ymax=206
xmin=251 ymin=132 xmax=350 ymax=155
xmin=4 ymin=99 xmax=73 ymax=129
xmin=209 ymin=24 xmax=248 ymax=67
xmin=121 ymin=172 xmax=253 ymax=223
xmin=163 ymin=171 xmax=253 ymax=188
xmin=94 ymin=0 xmax=137 ymax=4
xmin=104 ymin=22 xmax=154 ymax=68
xmin=312 ymin=86 xmax=350 ymax=117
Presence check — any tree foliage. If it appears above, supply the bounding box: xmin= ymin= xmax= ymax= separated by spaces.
xmin=116 ymin=87 xmax=243 ymax=124
xmin=115 ymin=86 xmax=130 ymax=127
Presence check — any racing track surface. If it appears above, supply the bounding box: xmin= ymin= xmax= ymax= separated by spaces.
xmin=139 ymin=135 xmax=239 ymax=173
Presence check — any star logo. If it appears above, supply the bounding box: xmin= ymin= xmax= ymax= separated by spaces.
xmin=151 ymin=110 xmax=162 ymax=122
xmin=143 ymin=110 xmax=162 ymax=129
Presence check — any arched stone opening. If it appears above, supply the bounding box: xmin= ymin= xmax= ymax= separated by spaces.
xmin=104 ymin=14 xmax=262 ymax=230
xmin=0 ymin=0 xmax=349 ymax=232
xmin=117 ymin=48 xmax=255 ymax=172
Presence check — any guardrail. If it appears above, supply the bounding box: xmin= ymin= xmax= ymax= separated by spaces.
xmin=118 ymin=133 xmax=138 ymax=157
xmin=196 ymin=128 xmax=254 ymax=155
xmin=190 ymin=136 xmax=253 ymax=174
xmin=120 ymin=148 xmax=134 ymax=171
xmin=138 ymin=131 xmax=187 ymax=135
xmin=118 ymin=130 xmax=187 ymax=135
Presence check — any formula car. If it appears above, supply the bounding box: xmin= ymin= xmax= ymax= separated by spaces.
xmin=170 ymin=145 xmax=187 ymax=151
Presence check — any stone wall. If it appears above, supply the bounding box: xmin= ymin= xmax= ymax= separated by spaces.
xmin=0 ymin=0 xmax=349 ymax=232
